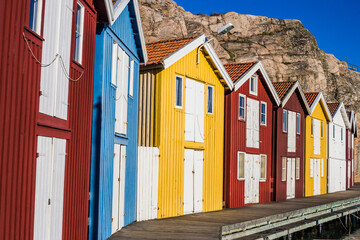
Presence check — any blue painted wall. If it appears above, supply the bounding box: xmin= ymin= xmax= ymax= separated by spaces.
xmin=89 ymin=4 xmax=142 ymax=240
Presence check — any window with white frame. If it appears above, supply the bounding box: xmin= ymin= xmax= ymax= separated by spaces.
xmin=321 ymin=122 xmax=323 ymax=138
xmin=29 ymin=0 xmax=43 ymax=34
xmin=74 ymin=2 xmax=84 ymax=64
xmin=296 ymin=157 xmax=300 ymax=180
xmin=237 ymin=152 xmax=245 ymax=180
xmin=283 ymin=109 xmax=287 ymax=132
xmin=333 ymin=125 xmax=335 ymax=139
xmin=341 ymin=127 xmax=343 ymax=141
xmin=238 ymin=94 xmax=246 ymax=121
xmin=260 ymin=155 xmax=266 ymax=180
xmin=282 ymin=157 xmax=286 ymax=181
xmin=129 ymin=59 xmax=134 ymax=96
xmin=311 ymin=118 xmax=314 ymax=135
xmin=296 ymin=113 xmax=301 ymax=134
xmin=249 ymin=75 xmax=258 ymax=95
xmin=260 ymin=102 xmax=266 ymax=126
xmin=175 ymin=76 xmax=183 ymax=108
xmin=207 ymin=85 xmax=214 ymax=114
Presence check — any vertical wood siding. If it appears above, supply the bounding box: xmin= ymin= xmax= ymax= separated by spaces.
xmin=223 ymin=72 xmax=273 ymax=209
xmin=304 ymin=103 xmax=328 ymax=196
xmin=273 ymin=91 xmax=306 ymax=201
xmin=89 ymin=4 xmax=141 ymax=240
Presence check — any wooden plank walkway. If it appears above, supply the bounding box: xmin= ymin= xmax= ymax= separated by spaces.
xmin=109 ymin=184 xmax=360 ymax=240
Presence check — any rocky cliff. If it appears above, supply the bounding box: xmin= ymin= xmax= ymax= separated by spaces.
xmin=138 ymin=0 xmax=360 ymax=180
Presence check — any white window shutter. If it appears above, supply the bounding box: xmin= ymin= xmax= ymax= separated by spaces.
xmin=253 ymin=100 xmax=259 ymax=148
xmin=120 ymin=52 xmax=129 ymax=135
xmin=185 ymin=79 xmax=195 ymax=141
xmin=195 ymin=82 xmax=204 ymax=143
xmin=50 ymin=138 xmax=66 ymax=240
xmin=55 ymin=0 xmax=73 ymax=120
xmin=111 ymin=43 xmax=118 ymax=86
xmin=34 ymin=136 xmax=53 ymax=240
xmin=115 ymin=46 xmax=122 ymax=134
xmin=246 ymin=100 xmax=252 ymax=148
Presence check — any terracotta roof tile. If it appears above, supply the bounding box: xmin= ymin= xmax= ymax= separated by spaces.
xmin=145 ymin=36 xmax=197 ymax=65
xmin=272 ymin=81 xmax=296 ymax=100
xmin=304 ymin=92 xmax=319 ymax=106
xmin=327 ymin=102 xmax=340 ymax=116
xmin=224 ymin=62 xmax=257 ymax=82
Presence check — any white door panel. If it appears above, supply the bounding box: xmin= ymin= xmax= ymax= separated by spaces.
xmin=287 ymin=111 xmax=296 ymax=152
xmin=253 ymin=155 xmax=260 ymax=203
xmin=314 ymin=159 xmax=321 ymax=195
xmin=246 ymin=99 xmax=259 ymax=148
xmin=193 ymin=151 xmax=203 ymax=212
xmin=112 ymin=145 xmax=121 ymax=233
xmin=244 ymin=154 xmax=260 ymax=204
xmin=194 ymin=82 xmax=204 ymax=143
xmin=314 ymin=119 xmax=321 ymax=155
xmin=185 ymin=80 xmax=195 ymax=141
xmin=286 ymin=158 xmax=295 ymax=199
xmin=183 ymin=149 xmax=194 ymax=214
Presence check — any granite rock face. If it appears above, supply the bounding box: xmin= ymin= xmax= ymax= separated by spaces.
xmin=139 ymin=0 xmax=360 ymax=181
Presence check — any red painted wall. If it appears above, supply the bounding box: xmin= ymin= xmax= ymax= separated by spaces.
xmin=346 ymin=129 xmax=354 ymax=189
xmin=0 ymin=0 xmax=96 ymax=239
xmin=224 ymin=72 xmax=274 ymax=208
xmin=273 ymin=90 xmax=306 ymax=201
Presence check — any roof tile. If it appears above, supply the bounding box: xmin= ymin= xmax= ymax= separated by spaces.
xmin=272 ymin=81 xmax=296 ymax=100
xmin=145 ymin=36 xmax=197 ymax=65
xmin=304 ymin=92 xmax=319 ymax=106
xmin=327 ymin=102 xmax=340 ymax=117
xmin=224 ymin=62 xmax=257 ymax=82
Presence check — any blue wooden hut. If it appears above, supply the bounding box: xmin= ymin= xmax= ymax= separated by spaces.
xmin=89 ymin=0 xmax=147 ymax=239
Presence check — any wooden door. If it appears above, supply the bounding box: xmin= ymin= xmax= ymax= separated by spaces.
xmin=348 ymin=160 xmax=351 ymax=188
xmin=286 ymin=158 xmax=295 ymax=199
xmin=193 ymin=151 xmax=203 ymax=213
xmin=244 ymin=154 xmax=260 ymax=204
xmin=252 ymin=155 xmax=260 ymax=203
xmin=314 ymin=159 xmax=321 ymax=195
xmin=112 ymin=144 xmax=126 ymax=233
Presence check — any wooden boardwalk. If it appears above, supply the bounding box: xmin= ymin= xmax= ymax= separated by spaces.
xmin=109 ymin=184 xmax=360 ymax=240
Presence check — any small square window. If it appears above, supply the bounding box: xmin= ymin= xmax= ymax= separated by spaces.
xmin=260 ymin=102 xmax=266 ymax=126
xmin=249 ymin=75 xmax=258 ymax=95
xmin=175 ymin=76 xmax=183 ymax=108
xmin=237 ymin=152 xmax=245 ymax=180
xmin=207 ymin=85 xmax=214 ymax=114
xmin=282 ymin=157 xmax=286 ymax=181
xmin=238 ymin=94 xmax=246 ymax=121
xmin=283 ymin=110 xmax=287 ymax=132
xmin=296 ymin=113 xmax=301 ymax=134
xmin=260 ymin=155 xmax=266 ymax=180
xmin=74 ymin=2 xmax=84 ymax=63
xmin=29 ymin=0 xmax=43 ymax=34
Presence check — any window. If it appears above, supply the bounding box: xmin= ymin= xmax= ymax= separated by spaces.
xmin=207 ymin=85 xmax=214 ymax=114
xmin=333 ymin=125 xmax=335 ymax=139
xmin=74 ymin=2 xmax=84 ymax=63
xmin=311 ymin=118 xmax=314 ymax=135
xmin=260 ymin=155 xmax=266 ymax=180
xmin=260 ymin=102 xmax=267 ymax=126
xmin=296 ymin=158 xmax=300 ymax=180
xmin=29 ymin=0 xmax=43 ymax=34
xmin=283 ymin=110 xmax=288 ymax=132
xmin=310 ymin=158 xmax=314 ymax=178
xmin=296 ymin=113 xmax=301 ymax=134
xmin=282 ymin=157 xmax=286 ymax=181
xmin=175 ymin=76 xmax=183 ymax=108
xmin=129 ymin=59 xmax=134 ymax=96
xmin=321 ymin=158 xmax=324 ymax=177
xmin=341 ymin=128 xmax=343 ymax=141
xmin=321 ymin=122 xmax=323 ymax=138
xmin=238 ymin=94 xmax=246 ymax=120
xmin=237 ymin=152 xmax=245 ymax=180
xmin=249 ymin=75 xmax=258 ymax=95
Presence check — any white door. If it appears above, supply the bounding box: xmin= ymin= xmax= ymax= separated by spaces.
xmin=244 ymin=154 xmax=260 ymax=204
xmin=314 ymin=158 xmax=321 ymax=195
xmin=246 ymin=99 xmax=259 ymax=148
xmin=112 ymin=145 xmax=126 ymax=233
xmin=287 ymin=111 xmax=296 ymax=152
xmin=340 ymin=161 xmax=346 ymax=191
xmin=348 ymin=160 xmax=351 ymax=188
xmin=183 ymin=149 xmax=203 ymax=214
xmin=286 ymin=158 xmax=295 ymax=199
xmin=34 ymin=137 xmax=66 ymax=240
xmin=314 ymin=119 xmax=321 ymax=155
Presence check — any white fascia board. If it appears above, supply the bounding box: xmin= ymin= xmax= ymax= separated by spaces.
xmin=337 ymin=103 xmax=351 ymax=129
xmin=104 ymin=0 xmax=115 ymax=23
xmin=234 ymin=61 xmax=280 ymax=106
xmin=310 ymin=92 xmax=332 ymax=122
xmin=162 ymin=35 xmax=206 ymax=70
xmin=203 ymin=42 xmax=233 ymax=90
xmin=133 ymin=0 xmax=148 ymax=63
xmin=112 ymin=0 xmax=131 ymax=24
xmin=281 ymin=82 xmax=310 ymax=115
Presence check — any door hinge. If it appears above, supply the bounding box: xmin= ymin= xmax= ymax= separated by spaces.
xmin=39 ymin=91 xmax=42 ymax=96
xmin=118 ymin=178 xmax=120 ymax=182
xmin=48 ymin=198 xmax=51 ymax=205
xmin=36 ymin=153 xmax=39 ymax=158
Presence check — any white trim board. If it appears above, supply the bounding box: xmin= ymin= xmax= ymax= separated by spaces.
xmin=281 ymin=81 xmax=311 ymax=115
xmin=330 ymin=102 xmax=351 ymax=129
xmin=233 ymin=61 xmax=281 ymax=106
xmin=308 ymin=92 xmax=332 ymax=122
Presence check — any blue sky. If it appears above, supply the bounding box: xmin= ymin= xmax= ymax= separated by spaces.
xmin=177 ymin=0 xmax=360 ymax=66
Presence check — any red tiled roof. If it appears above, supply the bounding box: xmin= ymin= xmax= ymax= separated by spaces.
xmin=327 ymin=102 xmax=340 ymax=116
xmin=224 ymin=62 xmax=257 ymax=82
xmin=145 ymin=36 xmax=197 ymax=65
xmin=304 ymin=92 xmax=319 ymax=106
xmin=272 ymin=81 xmax=296 ymax=100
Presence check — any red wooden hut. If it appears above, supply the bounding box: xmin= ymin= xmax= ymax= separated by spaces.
xmin=272 ymin=81 xmax=310 ymax=201
xmin=223 ymin=61 xmax=280 ymax=208
xmin=0 ymin=1 xmax=97 ymax=239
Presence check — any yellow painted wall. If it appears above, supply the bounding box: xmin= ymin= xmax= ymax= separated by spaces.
xmin=304 ymin=102 xmax=328 ymax=197
xmin=153 ymin=48 xmax=225 ymax=218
